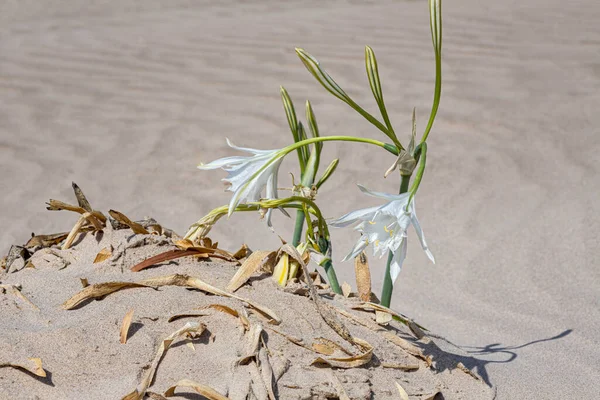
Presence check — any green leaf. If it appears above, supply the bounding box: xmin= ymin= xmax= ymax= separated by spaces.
xmin=295 ymin=48 xmax=351 ymax=104
xmin=421 ymin=0 xmax=443 ymax=143
xmin=365 ymin=45 xmax=395 ymax=137
xmin=280 ymin=86 xmax=305 ymax=173
xmin=315 ymin=159 xmax=339 ymax=189
xmin=305 ymin=100 xmax=322 ymax=154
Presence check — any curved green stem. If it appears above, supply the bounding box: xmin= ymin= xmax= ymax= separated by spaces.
xmin=421 ymin=0 xmax=443 ymax=144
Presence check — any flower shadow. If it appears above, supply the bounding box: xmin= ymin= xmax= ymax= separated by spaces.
xmin=415 ymin=329 xmax=573 ymax=387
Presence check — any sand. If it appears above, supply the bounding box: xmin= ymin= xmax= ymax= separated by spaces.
xmin=0 ymin=0 xmax=599 ymax=399
xmin=1 ymin=213 xmax=492 ymax=399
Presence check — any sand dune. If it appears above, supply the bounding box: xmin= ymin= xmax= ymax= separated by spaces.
xmin=1 ymin=0 xmax=599 ymax=398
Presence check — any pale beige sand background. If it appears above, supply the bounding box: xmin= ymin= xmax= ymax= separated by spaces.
xmin=0 ymin=0 xmax=598 ymax=398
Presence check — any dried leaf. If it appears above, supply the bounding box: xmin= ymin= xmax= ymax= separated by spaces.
xmin=238 ymin=324 xmax=264 ymax=365
xmin=312 ymin=343 xmax=335 ymax=355
xmin=62 ymin=281 xmax=156 ymax=310
xmin=227 ymin=250 xmax=276 ymax=292
xmin=0 ymin=284 xmax=39 ymax=310
xmin=376 ymin=310 xmax=393 ymax=325
xmin=163 ymin=379 xmax=229 ymax=399
xmin=108 ymin=210 xmax=149 ymax=234
xmin=258 ymin=346 xmax=277 ymax=400
xmin=395 ymin=381 xmax=410 ymax=400
xmin=311 ymin=338 xmax=373 ymax=368
xmin=167 ymin=311 xmax=210 ymax=322
xmin=141 ymin=274 xmax=281 ymax=324
xmin=265 ymin=327 xmax=308 ymax=350
xmin=354 ymin=251 xmax=372 ymax=302
xmin=329 ymin=371 xmax=351 ymax=400
xmin=62 ymin=213 xmax=100 ymax=250
xmin=341 ymin=282 xmax=352 ymax=298
xmin=336 ymin=308 xmax=431 ymax=365
xmin=0 ymin=357 xmax=46 ymax=377
xmin=94 ymin=246 xmax=113 ymax=263
xmin=382 ymin=362 xmax=419 ymax=371
xmin=204 ymin=304 xmax=250 ymax=330
xmin=123 ymin=322 xmax=206 ymax=400
xmin=408 ymin=320 xmax=427 ymax=339
xmin=232 ymin=244 xmax=251 ymax=259
xmin=72 ymin=182 xmax=93 ymax=212
xmin=25 ymin=232 xmax=69 ymax=249
xmin=80 ymin=278 xmax=89 ymax=288
xmin=120 ymin=309 xmax=135 ymax=344
xmin=173 ymin=239 xmax=236 ymax=261
xmin=312 ymin=338 xmax=352 ymax=356
xmin=130 ymin=249 xmax=202 ymax=272
xmin=351 ymin=302 xmax=412 ymax=326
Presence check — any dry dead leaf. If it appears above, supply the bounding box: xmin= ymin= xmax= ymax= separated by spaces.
xmin=341 ymin=282 xmax=352 ymax=298
xmin=336 ymin=308 xmax=431 ymax=366
xmin=227 ymin=250 xmax=276 ymax=292
xmin=163 ymin=379 xmax=229 ymax=399
xmin=62 ymin=281 xmax=156 ymax=310
xmin=311 ymin=337 xmax=373 ymax=368
xmin=0 ymin=284 xmax=39 ymax=310
xmin=0 ymin=357 xmax=46 ymax=377
xmin=167 ymin=311 xmax=210 ymax=323
xmin=122 ymin=322 xmax=205 ymax=400
xmin=329 ymin=370 xmax=351 ymax=400
xmin=258 ymin=346 xmax=277 ymax=400
xmin=351 ymin=302 xmax=412 ymax=326
xmin=312 ymin=337 xmax=352 ymax=356
xmin=382 ymin=362 xmax=419 ymax=371
xmin=395 ymin=381 xmax=410 ymax=400
xmin=130 ymin=249 xmax=206 ymax=272
xmin=25 ymin=232 xmax=69 ymax=249
xmin=376 ymin=310 xmax=393 ymax=325
xmin=238 ymin=324 xmax=264 ymax=365
xmin=80 ymin=278 xmax=89 ymax=288
xmin=109 ymin=210 xmax=149 ymax=234
xmin=141 ymin=274 xmax=281 ymax=324
xmin=354 ymin=251 xmax=372 ymax=302
xmin=232 ymin=244 xmax=251 ymax=259
xmin=94 ymin=246 xmax=113 ymax=263
xmin=120 ymin=309 xmax=135 ymax=344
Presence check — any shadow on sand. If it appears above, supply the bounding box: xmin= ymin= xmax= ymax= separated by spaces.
xmin=417 ymin=329 xmax=572 ymax=387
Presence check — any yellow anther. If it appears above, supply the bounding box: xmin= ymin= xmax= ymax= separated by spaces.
xmin=368 ymin=220 xmax=376 ymax=225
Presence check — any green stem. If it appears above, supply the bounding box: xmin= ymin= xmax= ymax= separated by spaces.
xmin=292 ymin=211 xmax=305 ymax=246
xmin=381 ymin=174 xmax=411 ymax=307
xmin=284 ymin=135 xmax=398 ymax=156
xmin=322 ymin=259 xmax=341 ymax=294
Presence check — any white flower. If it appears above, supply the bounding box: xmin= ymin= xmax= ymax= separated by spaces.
xmin=198 ymin=138 xmax=286 ymax=227
xmin=329 ymin=184 xmax=434 ymax=283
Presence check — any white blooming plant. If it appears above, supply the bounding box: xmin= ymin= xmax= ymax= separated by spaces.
xmin=187 ymin=0 xmax=442 ymax=306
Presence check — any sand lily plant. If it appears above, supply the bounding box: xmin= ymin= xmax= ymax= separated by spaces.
xmin=190 ymin=0 xmax=442 ymax=306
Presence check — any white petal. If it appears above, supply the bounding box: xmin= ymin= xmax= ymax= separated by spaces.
xmin=410 ymin=201 xmax=435 ymax=263
xmin=329 ymin=205 xmax=380 ymax=228
xmin=357 ymin=184 xmax=411 ymax=202
xmin=226 ymin=138 xmax=274 ymax=155
xmin=197 ymin=155 xmax=250 ymax=170
xmin=341 ymin=238 xmax=369 ymax=262
xmin=389 ymin=238 xmax=408 ymax=283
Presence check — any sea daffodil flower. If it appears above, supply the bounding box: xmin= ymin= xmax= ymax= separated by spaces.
xmin=198 ymin=139 xmax=285 ymax=227
xmin=329 ymin=184 xmax=435 ymax=283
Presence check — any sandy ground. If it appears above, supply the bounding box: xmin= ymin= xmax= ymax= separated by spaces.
xmin=0 ymin=0 xmax=598 ymax=398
